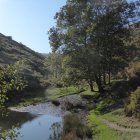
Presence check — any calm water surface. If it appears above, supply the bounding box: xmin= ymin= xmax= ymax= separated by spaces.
xmin=17 ymin=114 xmax=62 ymax=140
xmin=0 ymin=107 xmax=62 ymax=140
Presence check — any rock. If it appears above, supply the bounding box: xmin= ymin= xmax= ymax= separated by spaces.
xmin=59 ymin=95 xmax=87 ymax=110
xmin=81 ymin=100 xmax=88 ymax=107
xmin=81 ymin=94 xmax=93 ymax=99
xmin=64 ymin=111 xmax=72 ymax=117
xmin=51 ymin=99 xmax=60 ymax=106
xmin=93 ymin=102 xmax=96 ymax=106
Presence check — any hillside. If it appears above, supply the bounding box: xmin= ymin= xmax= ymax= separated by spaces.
xmin=0 ymin=33 xmax=48 ymax=89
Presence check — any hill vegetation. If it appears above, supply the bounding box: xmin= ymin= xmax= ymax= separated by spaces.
xmin=0 ymin=0 xmax=140 ymax=139
xmin=47 ymin=0 xmax=140 ymax=139
xmin=0 ymin=33 xmax=48 ymax=89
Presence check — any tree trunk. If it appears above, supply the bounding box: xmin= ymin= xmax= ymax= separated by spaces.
xmin=89 ymin=79 xmax=94 ymax=92
xmin=103 ymin=65 xmax=106 ymax=85
xmin=108 ymin=66 xmax=111 ymax=85
xmin=94 ymin=73 xmax=104 ymax=92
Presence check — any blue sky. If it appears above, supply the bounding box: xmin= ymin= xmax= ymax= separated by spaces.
xmin=0 ymin=0 xmax=66 ymax=53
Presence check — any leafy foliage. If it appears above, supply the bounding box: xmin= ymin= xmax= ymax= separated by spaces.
xmin=0 ymin=126 xmax=20 ymax=140
xmin=0 ymin=33 xmax=47 ymax=89
xmin=0 ymin=64 xmax=25 ymax=107
xmin=44 ymin=52 xmax=63 ymax=86
xmin=125 ymin=87 xmax=140 ymax=118
xmin=49 ymin=0 xmax=140 ymax=91
xmin=49 ymin=114 xmax=92 ymax=140
xmin=0 ymin=64 xmax=25 ymax=139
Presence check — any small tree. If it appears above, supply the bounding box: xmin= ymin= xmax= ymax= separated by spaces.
xmin=0 ymin=63 xmax=25 ymax=139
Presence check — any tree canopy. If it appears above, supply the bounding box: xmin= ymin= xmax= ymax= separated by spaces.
xmin=49 ymin=0 xmax=140 ymax=91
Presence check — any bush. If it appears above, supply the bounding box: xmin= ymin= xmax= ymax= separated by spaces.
xmin=49 ymin=114 xmax=92 ymax=140
xmin=125 ymin=87 xmax=140 ymax=118
xmin=95 ymin=99 xmax=115 ymax=114
xmin=63 ymin=114 xmax=92 ymax=139
xmin=111 ymin=80 xmax=129 ymax=99
xmin=128 ymin=76 xmax=140 ymax=90
xmin=111 ymin=80 xmax=128 ymax=91
xmin=0 ymin=64 xmax=25 ymax=139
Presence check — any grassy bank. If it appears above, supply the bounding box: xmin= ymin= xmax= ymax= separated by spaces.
xmin=85 ymin=89 xmax=140 ymax=140
xmin=9 ymin=89 xmax=48 ymax=108
xmin=8 ymin=85 xmax=140 ymax=140
xmin=87 ymin=110 xmax=140 ymax=140
xmin=11 ymin=86 xmax=84 ymax=108
xmin=46 ymin=86 xmax=83 ymax=100
xmin=102 ymin=108 xmax=140 ymax=129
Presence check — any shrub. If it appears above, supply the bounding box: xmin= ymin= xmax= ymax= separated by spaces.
xmin=95 ymin=99 xmax=115 ymax=114
xmin=111 ymin=80 xmax=129 ymax=98
xmin=125 ymin=87 xmax=140 ymax=118
xmin=111 ymin=80 xmax=128 ymax=91
xmin=49 ymin=114 xmax=92 ymax=140
xmin=128 ymin=76 xmax=140 ymax=90
xmin=63 ymin=114 xmax=92 ymax=139
xmin=0 ymin=64 xmax=25 ymax=140
xmin=61 ymin=132 xmax=80 ymax=140
xmin=127 ymin=61 xmax=140 ymax=78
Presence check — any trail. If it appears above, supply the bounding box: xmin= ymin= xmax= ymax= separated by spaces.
xmin=101 ymin=118 xmax=140 ymax=133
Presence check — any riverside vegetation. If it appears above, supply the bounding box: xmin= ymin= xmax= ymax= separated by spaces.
xmin=0 ymin=0 xmax=140 ymax=140
xmin=47 ymin=0 xmax=140 ymax=139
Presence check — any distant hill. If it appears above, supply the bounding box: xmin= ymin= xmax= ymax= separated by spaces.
xmin=41 ymin=53 xmax=49 ymax=57
xmin=0 ymin=33 xmax=48 ymax=89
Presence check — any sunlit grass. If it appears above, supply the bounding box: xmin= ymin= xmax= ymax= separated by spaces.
xmin=102 ymin=108 xmax=140 ymax=129
xmin=46 ymin=86 xmax=83 ymax=100
xmin=80 ymin=90 xmax=98 ymax=96
xmin=11 ymin=86 xmax=83 ymax=107
xmin=87 ymin=111 xmax=140 ymax=140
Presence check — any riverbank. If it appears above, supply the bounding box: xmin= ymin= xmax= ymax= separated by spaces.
xmin=87 ymin=109 xmax=140 ymax=140
xmin=9 ymin=86 xmax=84 ymax=108
xmin=9 ymin=102 xmax=63 ymax=116
xmin=9 ymin=90 xmax=92 ymax=140
xmin=8 ymin=86 xmax=140 ymax=139
xmin=9 ymin=93 xmax=89 ymax=123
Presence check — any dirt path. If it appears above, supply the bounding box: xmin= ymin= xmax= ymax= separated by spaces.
xmin=101 ymin=118 xmax=140 ymax=133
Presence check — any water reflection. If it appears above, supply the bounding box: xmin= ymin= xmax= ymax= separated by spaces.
xmin=49 ymin=113 xmax=92 ymax=140
xmin=0 ymin=110 xmax=62 ymax=140
xmin=17 ymin=114 xmax=62 ymax=140
xmin=0 ymin=110 xmax=37 ymax=131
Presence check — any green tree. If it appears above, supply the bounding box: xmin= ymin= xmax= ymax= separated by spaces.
xmin=49 ymin=0 xmax=101 ymax=91
xmin=0 ymin=63 xmax=25 ymax=140
xmin=49 ymin=0 xmax=139 ymax=92
xmin=44 ymin=52 xmax=63 ymax=86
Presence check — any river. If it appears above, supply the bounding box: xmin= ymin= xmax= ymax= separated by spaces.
xmin=0 ymin=88 xmax=89 ymax=140
xmin=0 ymin=103 xmax=63 ymax=140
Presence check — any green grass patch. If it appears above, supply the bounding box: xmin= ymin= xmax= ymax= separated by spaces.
xmin=46 ymin=86 xmax=83 ymax=100
xmin=10 ymin=86 xmax=83 ymax=108
xmin=80 ymin=90 xmax=98 ymax=96
xmin=87 ymin=111 xmax=139 ymax=140
xmin=95 ymin=98 xmax=115 ymax=114
xmin=80 ymin=90 xmax=99 ymax=101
